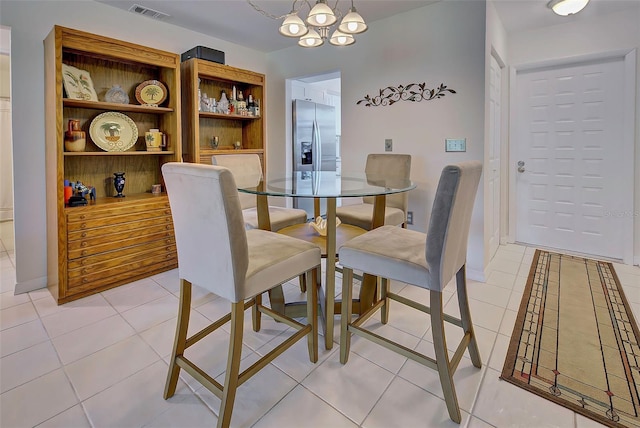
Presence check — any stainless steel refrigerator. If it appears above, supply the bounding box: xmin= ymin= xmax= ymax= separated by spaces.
xmin=292 ymin=99 xmax=337 ymax=219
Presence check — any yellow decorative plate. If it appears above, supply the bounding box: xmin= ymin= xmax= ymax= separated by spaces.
xmin=89 ymin=112 xmax=139 ymax=152
xmin=135 ymin=80 xmax=168 ymax=106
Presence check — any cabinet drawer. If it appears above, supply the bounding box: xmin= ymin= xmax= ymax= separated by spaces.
xmin=68 ymin=231 xmax=175 ymax=259
xmin=67 ymin=223 xmax=174 ymax=252
xmin=67 ymin=199 xmax=170 ymax=223
xmin=68 ymin=216 xmax=173 ymax=241
xmin=68 ymin=243 xmax=176 ymax=278
xmin=67 ymin=208 xmax=173 ymax=231
xmin=67 ymin=240 xmax=176 ymax=269
xmin=67 ymin=252 xmax=178 ymax=292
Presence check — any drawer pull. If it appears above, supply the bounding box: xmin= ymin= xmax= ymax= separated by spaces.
xmin=165 ymin=225 xmax=171 ymax=230
xmin=166 ymin=239 xmax=172 ymax=244
xmin=166 ymin=246 xmax=172 ymax=251
xmin=164 ymin=210 xmax=171 ymax=215
xmin=81 ymin=232 xmax=87 ymax=238
xmin=82 ymin=278 xmax=89 ymax=283
xmin=81 ymin=268 xmax=88 ymax=274
xmin=80 ymin=215 xmax=86 ymax=220
xmin=166 ymin=254 xmax=172 ymax=259
xmin=81 ymin=250 xmax=88 ymax=256
xmin=81 ymin=259 xmax=87 ymax=265
xmin=80 ymin=223 xmax=87 ymax=229
xmin=81 ymin=242 xmax=87 ymax=247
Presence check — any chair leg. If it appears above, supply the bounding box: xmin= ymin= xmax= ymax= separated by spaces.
xmin=307 ymin=267 xmax=319 ymax=363
xmin=218 ymin=302 xmax=244 ymax=428
xmin=430 ymin=289 xmax=461 ymax=424
xmin=252 ymin=293 xmax=262 ymax=332
xmin=164 ymin=278 xmax=192 ymax=399
xmin=380 ymin=277 xmax=389 ymax=324
xmin=456 ymin=265 xmax=482 ymax=368
xmin=299 ymin=274 xmax=307 ymax=293
xmin=340 ymin=267 xmax=354 ymax=364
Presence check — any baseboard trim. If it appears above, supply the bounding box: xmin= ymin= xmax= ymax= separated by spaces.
xmin=467 ymin=267 xmax=486 ymax=282
xmin=14 ymin=276 xmax=47 ymax=295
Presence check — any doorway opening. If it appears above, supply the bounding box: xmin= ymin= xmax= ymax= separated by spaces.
xmin=0 ymin=26 xmax=14 ymax=269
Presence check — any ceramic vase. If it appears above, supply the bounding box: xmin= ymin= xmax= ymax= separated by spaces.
xmin=113 ymin=172 xmax=126 ymax=198
xmin=64 ymin=119 xmax=86 ymax=152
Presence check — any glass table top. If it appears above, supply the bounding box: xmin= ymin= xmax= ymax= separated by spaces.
xmin=237 ymin=170 xmax=416 ymax=199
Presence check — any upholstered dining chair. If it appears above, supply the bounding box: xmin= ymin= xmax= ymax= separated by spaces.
xmin=338 ymin=161 xmax=483 ymax=423
xmin=161 ymin=163 xmax=320 ymax=428
xmin=212 ymin=154 xmax=308 ymax=231
xmin=335 ymin=153 xmax=412 ymax=230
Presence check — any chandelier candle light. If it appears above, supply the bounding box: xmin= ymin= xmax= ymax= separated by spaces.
xmin=249 ymin=0 xmax=367 ymax=48
xmin=547 ymin=0 xmax=590 ymax=16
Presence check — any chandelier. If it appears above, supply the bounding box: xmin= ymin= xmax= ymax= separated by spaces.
xmin=247 ymin=0 xmax=367 ymax=48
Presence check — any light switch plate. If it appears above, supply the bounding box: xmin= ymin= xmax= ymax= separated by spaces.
xmin=445 ymin=138 xmax=466 ymax=152
xmin=385 ymin=139 xmax=393 ymax=152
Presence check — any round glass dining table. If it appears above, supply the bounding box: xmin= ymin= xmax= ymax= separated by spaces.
xmin=238 ymin=170 xmax=416 ymax=349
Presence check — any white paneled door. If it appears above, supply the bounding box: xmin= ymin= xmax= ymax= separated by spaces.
xmin=515 ymin=56 xmax=630 ymax=260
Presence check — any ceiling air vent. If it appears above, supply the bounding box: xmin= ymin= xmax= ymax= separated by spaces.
xmin=128 ymin=4 xmax=170 ymax=20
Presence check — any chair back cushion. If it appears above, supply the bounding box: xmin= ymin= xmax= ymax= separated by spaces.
xmin=426 ymin=161 xmax=482 ymax=289
xmin=211 ymin=154 xmax=263 ymax=210
xmin=363 ymin=154 xmax=411 ymax=211
xmin=162 ymin=163 xmax=249 ymax=302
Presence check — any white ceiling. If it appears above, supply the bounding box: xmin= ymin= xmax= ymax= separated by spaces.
xmin=95 ymin=0 xmax=637 ymax=53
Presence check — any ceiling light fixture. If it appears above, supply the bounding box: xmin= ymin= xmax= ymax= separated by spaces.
xmin=547 ymin=0 xmax=590 ymax=16
xmin=248 ymin=0 xmax=367 ymax=48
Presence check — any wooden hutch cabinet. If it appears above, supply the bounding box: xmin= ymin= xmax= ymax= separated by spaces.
xmin=44 ymin=26 xmax=181 ymax=304
xmin=181 ymin=58 xmax=266 ymax=173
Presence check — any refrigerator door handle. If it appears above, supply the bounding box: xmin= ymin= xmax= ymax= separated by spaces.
xmin=312 ymin=119 xmax=321 ymax=172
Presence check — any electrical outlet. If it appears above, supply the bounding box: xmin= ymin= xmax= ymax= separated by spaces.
xmin=406 ymin=211 xmax=413 ymax=225
xmin=384 ymin=139 xmax=393 ymax=152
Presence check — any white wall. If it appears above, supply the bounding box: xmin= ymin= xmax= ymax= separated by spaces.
xmin=0 ymin=0 xmax=268 ymax=292
xmin=266 ymin=0 xmax=488 ymax=278
xmin=507 ymin=6 xmax=640 ymax=265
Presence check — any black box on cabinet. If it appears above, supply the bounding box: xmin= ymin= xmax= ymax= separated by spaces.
xmin=181 ymin=46 xmax=225 ymax=64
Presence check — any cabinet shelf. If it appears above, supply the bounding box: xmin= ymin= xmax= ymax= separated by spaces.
xmin=63 ymin=150 xmax=176 ymax=156
xmin=63 ymin=99 xmax=174 ymax=113
xmin=199 ymin=111 xmax=260 ymax=120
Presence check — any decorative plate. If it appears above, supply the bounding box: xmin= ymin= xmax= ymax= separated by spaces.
xmin=104 ymin=84 xmax=130 ymax=104
xmin=89 ymin=112 xmax=139 ymax=152
xmin=62 ymin=63 xmax=98 ymax=101
xmin=135 ymin=80 xmax=168 ymax=106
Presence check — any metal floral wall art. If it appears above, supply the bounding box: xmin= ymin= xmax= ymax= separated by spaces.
xmin=357 ymin=82 xmax=456 ymax=107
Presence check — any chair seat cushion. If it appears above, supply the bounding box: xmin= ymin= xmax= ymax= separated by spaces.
xmin=245 ymin=229 xmax=320 ymax=298
xmin=335 ymin=203 xmax=405 ymax=230
xmin=243 ymin=207 xmax=308 ymax=232
xmin=338 ymin=225 xmax=438 ymax=290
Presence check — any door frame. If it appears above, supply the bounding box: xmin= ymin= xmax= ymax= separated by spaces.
xmin=507 ymin=49 xmax=636 ymax=264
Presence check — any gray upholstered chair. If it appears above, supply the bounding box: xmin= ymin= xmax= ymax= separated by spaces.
xmin=212 ymin=154 xmax=308 ymax=231
xmin=161 ymin=163 xmax=320 ymax=428
xmin=338 ymin=161 xmax=483 ymax=423
xmin=335 ymin=153 xmax=412 ymax=229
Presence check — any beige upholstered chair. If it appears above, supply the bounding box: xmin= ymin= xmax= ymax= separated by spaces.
xmin=212 ymin=154 xmax=308 ymax=231
xmin=338 ymin=161 xmax=483 ymax=423
xmin=335 ymin=153 xmax=412 ymax=229
xmin=161 ymin=163 xmax=320 ymax=428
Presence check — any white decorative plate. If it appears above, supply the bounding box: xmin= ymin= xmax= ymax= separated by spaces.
xmin=104 ymin=85 xmax=130 ymax=104
xmin=89 ymin=112 xmax=138 ymax=152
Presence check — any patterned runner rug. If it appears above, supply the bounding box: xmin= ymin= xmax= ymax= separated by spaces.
xmin=501 ymin=250 xmax=640 ymax=427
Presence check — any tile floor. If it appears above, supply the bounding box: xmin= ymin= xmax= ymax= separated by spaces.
xmin=1 ymin=220 xmax=639 ymax=427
